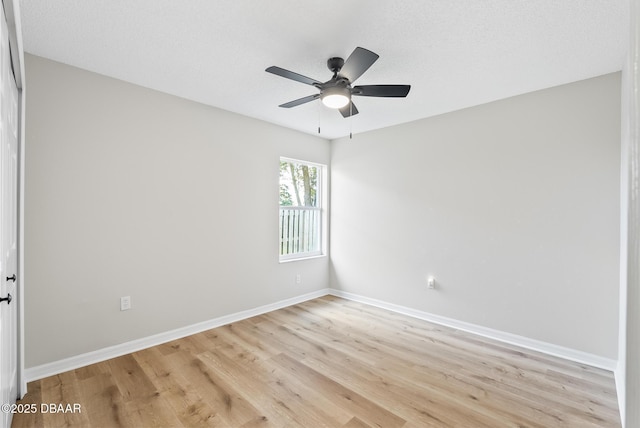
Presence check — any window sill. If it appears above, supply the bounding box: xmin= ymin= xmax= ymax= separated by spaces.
xmin=279 ymin=254 xmax=327 ymax=263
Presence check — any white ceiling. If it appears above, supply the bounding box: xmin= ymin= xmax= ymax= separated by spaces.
xmin=19 ymin=0 xmax=628 ymax=140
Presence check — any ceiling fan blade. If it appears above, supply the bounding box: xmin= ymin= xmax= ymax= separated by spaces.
xmin=266 ymin=66 xmax=322 ymax=86
xmin=353 ymin=85 xmax=411 ymax=97
xmin=279 ymin=94 xmax=320 ymax=108
xmin=339 ymin=47 xmax=379 ymax=83
xmin=339 ymin=101 xmax=359 ymax=118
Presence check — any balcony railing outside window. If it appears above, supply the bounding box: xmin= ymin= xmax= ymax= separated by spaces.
xmin=279 ymin=206 xmax=321 ymax=258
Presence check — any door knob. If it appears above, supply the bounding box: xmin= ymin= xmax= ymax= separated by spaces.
xmin=0 ymin=293 xmax=11 ymax=304
xmin=6 ymin=274 xmax=15 ymax=282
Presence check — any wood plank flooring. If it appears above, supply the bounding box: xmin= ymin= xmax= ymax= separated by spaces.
xmin=12 ymin=296 xmax=621 ymax=427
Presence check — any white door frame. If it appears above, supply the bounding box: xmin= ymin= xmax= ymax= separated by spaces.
xmin=1 ymin=0 xmax=26 ymax=398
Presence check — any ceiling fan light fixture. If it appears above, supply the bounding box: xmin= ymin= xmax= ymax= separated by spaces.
xmin=321 ymin=87 xmax=351 ymax=109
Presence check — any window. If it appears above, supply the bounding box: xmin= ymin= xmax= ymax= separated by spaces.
xmin=279 ymin=158 xmax=324 ymax=261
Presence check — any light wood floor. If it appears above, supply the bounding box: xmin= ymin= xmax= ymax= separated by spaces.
xmin=13 ymin=296 xmax=620 ymax=427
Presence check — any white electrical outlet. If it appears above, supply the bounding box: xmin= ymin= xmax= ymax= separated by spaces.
xmin=295 ymin=274 xmax=301 ymax=284
xmin=120 ymin=296 xmax=131 ymax=311
xmin=427 ymin=276 xmax=436 ymax=289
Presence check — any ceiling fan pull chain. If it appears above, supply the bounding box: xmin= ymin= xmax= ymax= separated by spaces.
xmin=350 ymin=103 xmax=353 ymax=139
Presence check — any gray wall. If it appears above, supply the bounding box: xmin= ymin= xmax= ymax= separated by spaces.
xmin=330 ymin=73 xmax=621 ymax=359
xmin=24 ymin=54 xmax=330 ymax=367
xmin=621 ymin=0 xmax=640 ymax=425
xmin=25 ymin=53 xmax=621 ymax=369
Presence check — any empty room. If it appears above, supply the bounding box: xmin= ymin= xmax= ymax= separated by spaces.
xmin=0 ymin=0 xmax=638 ymax=427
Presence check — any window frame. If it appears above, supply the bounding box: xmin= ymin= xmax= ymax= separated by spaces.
xmin=279 ymin=157 xmax=326 ymax=262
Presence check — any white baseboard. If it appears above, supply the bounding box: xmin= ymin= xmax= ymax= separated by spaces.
xmin=24 ymin=288 xmax=331 ymax=382
xmin=26 ymin=287 xmax=616 ymax=383
xmin=328 ymin=289 xmax=618 ymax=372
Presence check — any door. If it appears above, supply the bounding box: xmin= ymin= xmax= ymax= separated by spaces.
xmin=0 ymin=3 xmax=19 ymax=426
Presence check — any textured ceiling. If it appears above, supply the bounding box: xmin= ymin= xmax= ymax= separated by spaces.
xmin=20 ymin=0 xmax=628 ymax=140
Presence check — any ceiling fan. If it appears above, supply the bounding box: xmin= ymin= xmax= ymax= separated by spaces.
xmin=266 ymin=47 xmax=411 ymax=118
